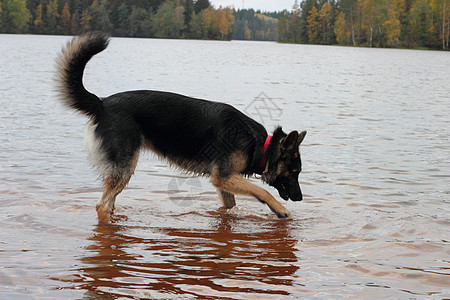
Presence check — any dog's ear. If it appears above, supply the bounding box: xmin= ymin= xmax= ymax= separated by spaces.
xmin=296 ymin=130 xmax=307 ymax=147
xmin=281 ymin=131 xmax=298 ymax=152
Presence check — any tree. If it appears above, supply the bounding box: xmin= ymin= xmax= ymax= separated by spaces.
xmin=225 ymin=7 xmax=234 ymax=38
xmin=128 ymin=5 xmax=152 ymax=37
xmin=70 ymin=10 xmax=79 ymax=35
xmin=184 ymin=0 xmax=194 ymax=34
xmin=334 ymin=11 xmax=349 ymax=44
xmin=46 ymin=0 xmax=59 ymax=32
xmin=243 ymin=20 xmax=251 ymax=39
xmin=0 ymin=1 xmax=3 ymax=30
xmin=33 ymin=4 xmax=43 ymax=29
xmin=61 ymin=3 xmax=71 ymax=34
xmin=359 ymin=0 xmax=375 ymax=47
xmin=383 ymin=0 xmax=405 ymax=47
xmin=430 ymin=0 xmax=450 ymax=49
xmin=4 ymin=0 xmax=31 ymax=32
xmin=277 ymin=11 xmax=289 ymax=42
xmin=189 ymin=11 xmax=204 ymax=38
xmin=340 ymin=0 xmax=357 ymax=45
xmin=445 ymin=0 xmax=450 ymax=49
xmin=288 ymin=1 xmax=303 ymax=43
xmin=80 ymin=8 xmax=91 ymax=32
xmin=217 ymin=6 xmax=233 ymax=39
xmin=409 ymin=0 xmax=433 ymax=46
xmin=201 ymin=6 xmax=217 ymax=38
xmin=116 ymin=3 xmax=129 ymax=36
xmin=320 ymin=2 xmax=334 ymax=44
xmin=307 ymin=6 xmax=320 ymax=43
xmin=384 ymin=18 xmax=401 ymax=47
xmin=153 ymin=0 xmax=184 ymax=38
xmin=194 ymin=0 xmax=210 ymax=14
xmin=90 ymin=0 xmax=113 ymax=32
xmin=299 ymin=0 xmax=315 ymax=43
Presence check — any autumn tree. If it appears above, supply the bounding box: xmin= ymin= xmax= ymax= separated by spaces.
xmin=60 ymin=3 xmax=71 ymax=34
xmin=409 ymin=0 xmax=433 ymax=46
xmin=340 ymin=0 xmax=357 ymax=45
xmin=430 ymin=0 xmax=450 ymax=49
xmin=201 ymin=6 xmax=217 ymax=38
xmin=383 ymin=0 xmax=405 ymax=47
xmin=70 ymin=10 xmax=79 ymax=35
xmin=33 ymin=4 xmax=44 ymax=30
xmin=243 ymin=20 xmax=251 ymax=39
xmin=320 ymin=2 xmax=334 ymax=44
xmin=216 ymin=6 xmax=233 ymax=39
xmin=334 ymin=11 xmax=350 ymax=44
xmin=80 ymin=8 xmax=91 ymax=32
xmin=358 ymin=0 xmax=375 ymax=47
xmin=46 ymin=0 xmax=59 ymax=32
xmin=307 ymin=6 xmax=320 ymax=43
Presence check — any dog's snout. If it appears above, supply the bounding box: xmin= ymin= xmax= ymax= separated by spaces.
xmin=293 ymin=193 xmax=303 ymax=201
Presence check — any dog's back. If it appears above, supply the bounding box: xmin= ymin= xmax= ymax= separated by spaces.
xmin=96 ymin=89 xmax=267 ymax=176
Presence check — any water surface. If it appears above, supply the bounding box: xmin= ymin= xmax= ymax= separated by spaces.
xmin=0 ymin=34 xmax=449 ymax=298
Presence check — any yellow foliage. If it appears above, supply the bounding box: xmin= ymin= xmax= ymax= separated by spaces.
xmin=61 ymin=3 xmax=71 ymax=28
xmin=384 ymin=18 xmax=401 ymax=47
xmin=307 ymin=6 xmax=319 ymax=43
xmin=334 ymin=11 xmax=349 ymax=44
xmin=34 ymin=4 xmax=43 ymax=27
xmin=255 ymin=13 xmax=278 ymax=23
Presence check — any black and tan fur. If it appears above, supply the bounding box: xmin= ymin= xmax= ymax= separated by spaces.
xmin=56 ymin=32 xmax=307 ymax=222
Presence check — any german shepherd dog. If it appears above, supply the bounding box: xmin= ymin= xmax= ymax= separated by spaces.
xmin=56 ymin=32 xmax=306 ymax=222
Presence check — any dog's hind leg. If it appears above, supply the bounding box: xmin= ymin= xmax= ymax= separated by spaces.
xmin=217 ymin=189 xmax=236 ymax=209
xmin=85 ymin=118 xmax=142 ymax=222
xmin=96 ymin=149 xmax=140 ymax=223
xmin=211 ymin=172 xmax=291 ymax=218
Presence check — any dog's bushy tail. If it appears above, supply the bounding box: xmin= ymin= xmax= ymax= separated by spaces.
xmin=56 ymin=32 xmax=109 ymax=117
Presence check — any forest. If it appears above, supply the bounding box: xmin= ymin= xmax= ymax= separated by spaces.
xmin=279 ymin=0 xmax=449 ymax=49
xmin=1 ymin=0 xmax=449 ymax=49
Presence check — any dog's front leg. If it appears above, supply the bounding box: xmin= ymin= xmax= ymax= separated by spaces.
xmin=211 ymin=173 xmax=291 ymax=218
xmin=217 ymin=189 xmax=236 ymax=209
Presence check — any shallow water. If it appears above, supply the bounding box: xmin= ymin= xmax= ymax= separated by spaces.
xmin=0 ymin=34 xmax=449 ymax=298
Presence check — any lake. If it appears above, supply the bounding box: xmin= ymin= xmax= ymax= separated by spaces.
xmin=0 ymin=34 xmax=449 ymax=298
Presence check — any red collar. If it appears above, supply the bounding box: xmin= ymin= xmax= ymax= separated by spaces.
xmin=258 ymin=135 xmax=272 ymax=168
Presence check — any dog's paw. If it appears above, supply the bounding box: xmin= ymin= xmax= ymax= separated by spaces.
xmin=275 ymin=208 xmax=292 ymax=219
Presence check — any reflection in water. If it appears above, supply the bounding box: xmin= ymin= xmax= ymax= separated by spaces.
xmin=59 ymin=213 xmax=299 ymax=298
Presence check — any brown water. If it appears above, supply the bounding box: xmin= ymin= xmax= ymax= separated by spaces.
xmin=1 ymin=34 xmax=449 ymax=298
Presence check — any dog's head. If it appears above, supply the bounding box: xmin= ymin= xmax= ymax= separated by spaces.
xmin=262 ymin=129 xmax=306 ymax=202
